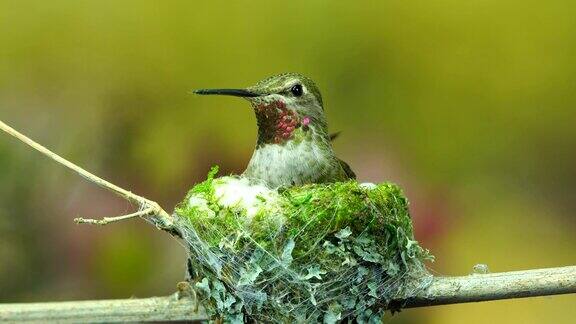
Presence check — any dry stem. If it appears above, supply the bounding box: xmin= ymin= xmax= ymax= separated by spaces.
xmin=0 ymin=119 xmax=175 ymax=231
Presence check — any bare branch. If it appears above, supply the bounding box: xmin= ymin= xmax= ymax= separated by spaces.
xmin=1 ymin=266 xmax=574 ymax=322
xmin=74 ymin=207 xmax=154 ymax=225
xmin=400 ymin=265 xmax=576 ymax=308
xmin=0 ymin=119 xmax=175 ymax=231
xmin=0 ymin=295 xmax=206 ymax=323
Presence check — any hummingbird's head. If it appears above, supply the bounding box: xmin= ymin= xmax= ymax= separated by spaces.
xmin=195 ymin=73 xmax=328 ymax=145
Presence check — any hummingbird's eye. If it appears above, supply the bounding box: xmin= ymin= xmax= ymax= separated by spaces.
xmin=290 ymin=84 xmax=303 ymax=97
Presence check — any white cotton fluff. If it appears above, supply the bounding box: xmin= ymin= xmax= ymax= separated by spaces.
xmin=186 ymin=176 xmax=280 ymax=219
xmin=187 ymin=195 xmax=216 ymax=218
xmin=214 ymin=177 xmax=279 ymax=218
xmin=359 ymin=182 xmax=377 ymax=189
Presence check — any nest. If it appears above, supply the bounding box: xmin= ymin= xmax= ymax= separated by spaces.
xmin=174 ymin=167 xmax=433 ymax=323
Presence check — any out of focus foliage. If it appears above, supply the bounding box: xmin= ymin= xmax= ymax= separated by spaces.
xmin=0 ymin=1 xmax=575 ymax=323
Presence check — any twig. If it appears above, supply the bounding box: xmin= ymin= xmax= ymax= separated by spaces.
xmin=400 ymin=265 xmax=576 ymax=307
xmin=0 ymin=119 xmax=175 ymax=231
xmin=0 ymin=295 xmax=206 ymax=323
xmin=0 ymin=266 xmax=574 ymax=322
xmin=74 ymin=207 xmax=154 ymax=225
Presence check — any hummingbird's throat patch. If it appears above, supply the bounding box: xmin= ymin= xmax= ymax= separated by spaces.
xmin=255 ymin=100 xmax=309 ymax=144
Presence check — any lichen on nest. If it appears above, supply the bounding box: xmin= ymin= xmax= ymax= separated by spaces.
xmin=174 ymin=166 xmax=433 ymax=323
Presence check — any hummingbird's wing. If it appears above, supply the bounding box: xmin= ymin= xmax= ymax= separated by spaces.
xmin=338 ymin=158 xmax=356 ymax=180
xmin=330 ymin=132 xmax=356 ymax=179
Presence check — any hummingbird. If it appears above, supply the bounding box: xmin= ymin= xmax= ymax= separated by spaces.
xmin=194 ymin=73 xmax=355 ymax=188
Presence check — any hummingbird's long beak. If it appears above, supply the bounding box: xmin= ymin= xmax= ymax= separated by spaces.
xmin=193 ymin=88 xmax=260 ymax=98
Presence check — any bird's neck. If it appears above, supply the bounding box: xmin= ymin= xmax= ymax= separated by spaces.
xmin=245 ymin=102 xmax=341 ymax=187
xmin=253 ymin=100 xmax=328 ymax=147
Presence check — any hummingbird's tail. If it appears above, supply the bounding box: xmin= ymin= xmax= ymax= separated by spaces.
xmin=329 ymin=131 xmax=342 ymax=142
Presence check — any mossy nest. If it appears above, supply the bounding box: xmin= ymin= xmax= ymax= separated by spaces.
xmin=174 ymin=167 xmax=433 ymax=323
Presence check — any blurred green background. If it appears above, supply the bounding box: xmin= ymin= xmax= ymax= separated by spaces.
xmin=1 ymin=1 xmax=575 ymax=323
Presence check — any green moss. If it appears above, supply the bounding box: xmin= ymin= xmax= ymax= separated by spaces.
xmin=174 ymin=168 xmax=433 ymax=323
xmin=182 ymin=165 xmax=219 ymax=199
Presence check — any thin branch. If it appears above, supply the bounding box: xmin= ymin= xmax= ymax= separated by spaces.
xmin=0 ymin=119 xmax=175 ymax=230
xmin=0 ymin=295 xmax=206 ymax=323
xmin=74 ymin=207 xmax=154 ymax=225
xmin=400 ymin=265 xmax=576 ymax=308
xmin=1 ymin=266 xmax=574 ymax=322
